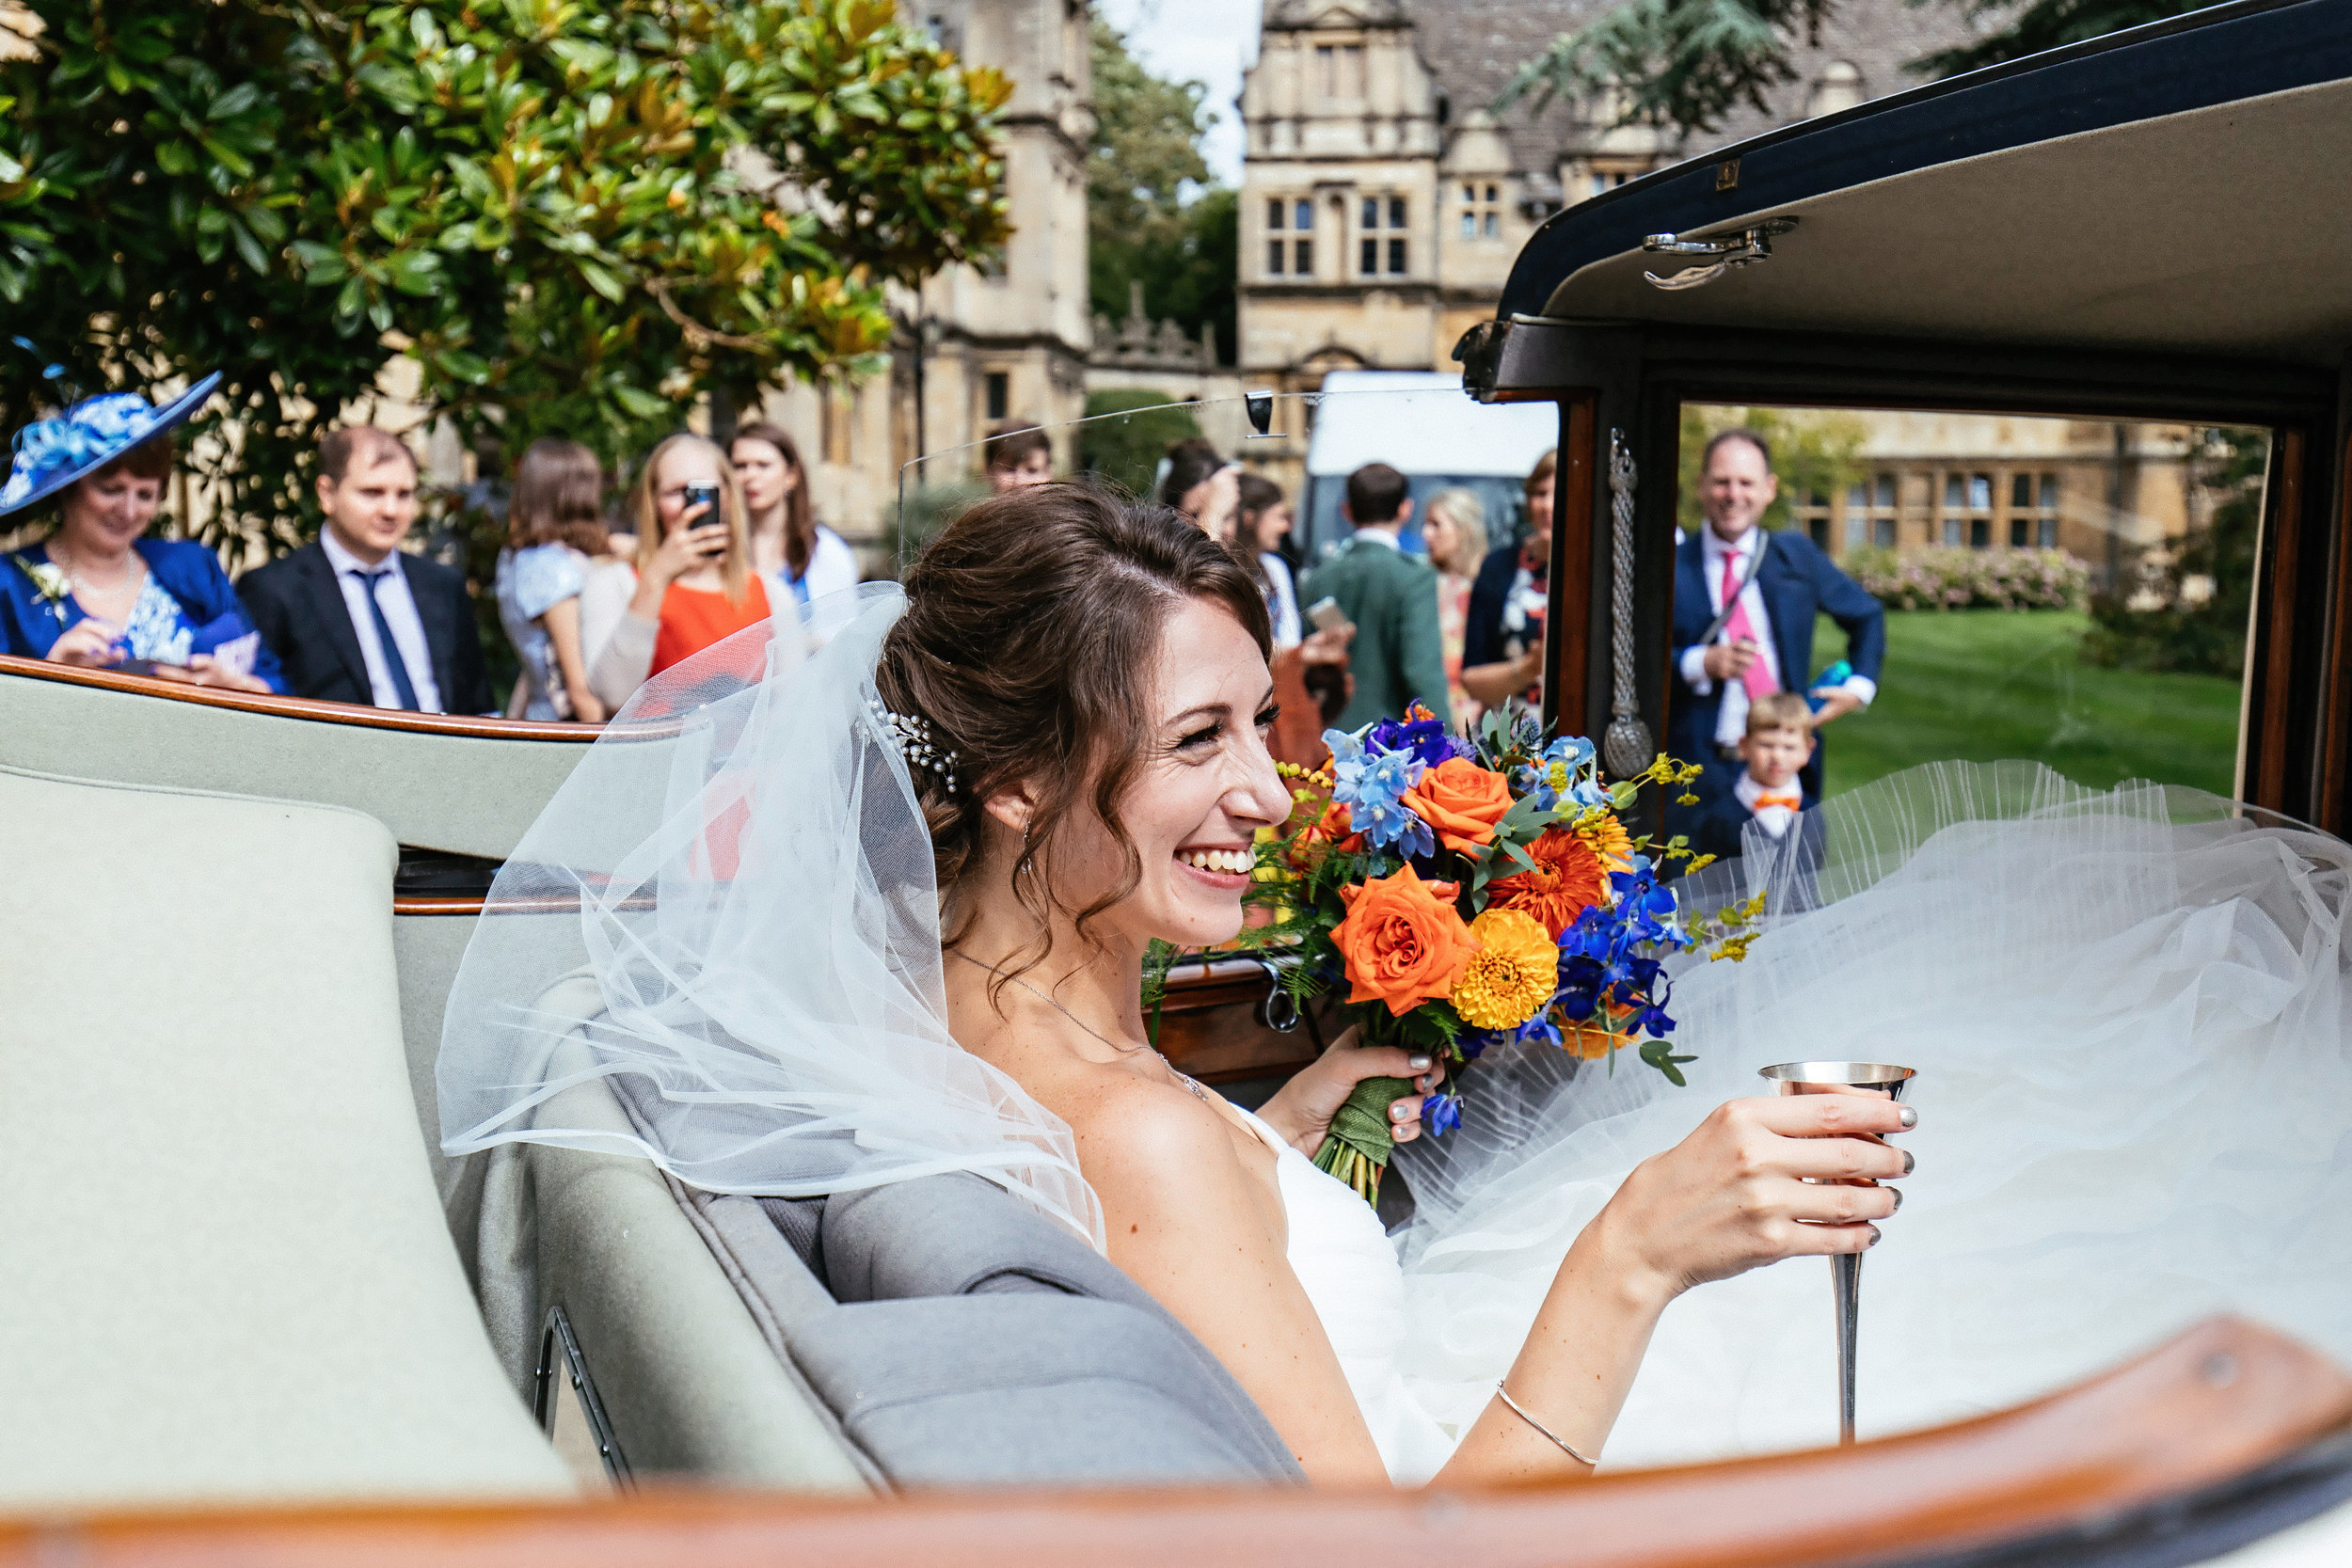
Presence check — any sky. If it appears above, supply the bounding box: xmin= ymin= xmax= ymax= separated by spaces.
xmin=1093 ymin=0 xmax=1260 ymax=187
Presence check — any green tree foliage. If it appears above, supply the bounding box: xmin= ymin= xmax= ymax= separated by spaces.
xmin=1677 ymin=404 xmax=1867 ymax=536
xmin=1914 ymin=0 xmax=2213 ymax=76
xmin=1087 ymin=19 xmax=1235 ymax=363
xmin=1499 ymin=0 xmax=1837 ymax=135
xmin=1499 ymin=0 xmax=2193 ymax=136
xmin=2080 ymin=427 xmax=2264 ymax=678
xmin=0 ymin=0 xmax=1010 ymax=554
xmin=1079 ymin=388 xmax=1201 ymax=499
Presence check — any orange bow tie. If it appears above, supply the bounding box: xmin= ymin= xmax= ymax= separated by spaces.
xmin=1754 ymin=791 xmax=1804 ymax=812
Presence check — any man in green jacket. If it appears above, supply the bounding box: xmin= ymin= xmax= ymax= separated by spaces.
xmin=1301 ymin=463 xmax=1451 ymax=733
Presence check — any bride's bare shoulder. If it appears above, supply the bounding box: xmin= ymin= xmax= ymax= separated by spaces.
xmin=1051 ymin=1062 xmax=1236 ymax=1169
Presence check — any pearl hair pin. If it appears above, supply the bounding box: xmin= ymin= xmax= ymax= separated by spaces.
xmin=868 ymin=698 xmax=961 ymax=796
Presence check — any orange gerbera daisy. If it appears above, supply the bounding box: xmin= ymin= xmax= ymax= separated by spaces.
xmin=1487 ymin=827 xmax=1608 ymax=938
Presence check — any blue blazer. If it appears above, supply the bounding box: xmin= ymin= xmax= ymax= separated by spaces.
xmin=1667 ymin=529 xmax=1883 ymax=800
xmin=0 ymin=538 xmax=289 ymax=692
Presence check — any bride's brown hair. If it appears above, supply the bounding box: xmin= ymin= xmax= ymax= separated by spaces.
xmin=877 ymin=482 xmax=1270 ymax=987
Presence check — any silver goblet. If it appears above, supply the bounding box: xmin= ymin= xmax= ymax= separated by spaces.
xmin=1757 ymin=1060 xmax=1917 ymax=1447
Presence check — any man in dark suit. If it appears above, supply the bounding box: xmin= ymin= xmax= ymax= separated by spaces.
xmin=1666 ymin=429 xmax=1884 ymax=844
xmin=240 ymin=427 xmax=492 ymax=714
xmin=1299 ymin=463 xmax=1451 ymax=731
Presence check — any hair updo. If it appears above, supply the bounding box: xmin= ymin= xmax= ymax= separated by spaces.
xmin=877 ymin=482 xmax=1270 ymax=970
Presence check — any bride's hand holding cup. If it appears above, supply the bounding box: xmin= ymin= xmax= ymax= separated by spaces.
xmin=1593 ymin=1094 xmax=1915 ymax=1307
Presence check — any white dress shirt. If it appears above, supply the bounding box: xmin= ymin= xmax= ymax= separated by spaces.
xmin=1677 ymin=525 xmax=1875 ymax=747
xmin=1262 ymin=552 xmax=1303 ymax=647
xmin=321 ymin=528 xmax=445 ymax=713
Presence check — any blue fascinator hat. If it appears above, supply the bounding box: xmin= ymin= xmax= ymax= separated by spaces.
xmin=0 ymin=372 xmax=223 ymax=519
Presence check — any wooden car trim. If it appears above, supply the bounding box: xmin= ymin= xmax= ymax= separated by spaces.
xmin=1 ymin=1317 xmax=2343 ymax=1568
xmin=0 ymin=654 xmax=602 ymax=742
xmin=2324 ymin=423 xmax=2352 ymax=836
xmin=2251 ymin=428 xmax=2306 ymax=816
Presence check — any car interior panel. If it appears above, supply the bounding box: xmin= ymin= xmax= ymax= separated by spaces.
xmin=0 ymin=763 xmax=574 ymax=1510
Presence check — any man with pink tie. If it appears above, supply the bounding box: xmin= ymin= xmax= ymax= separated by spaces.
xmin=1664 ymin=429 xmax=1884 ymax=853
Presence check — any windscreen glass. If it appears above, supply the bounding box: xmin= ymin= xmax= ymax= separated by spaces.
xmin=1673 ymin=404 xmax=2265 ymax=802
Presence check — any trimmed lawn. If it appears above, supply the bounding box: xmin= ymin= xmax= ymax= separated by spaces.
xmin=1814 ymin=610 xmax=2243 ymax=799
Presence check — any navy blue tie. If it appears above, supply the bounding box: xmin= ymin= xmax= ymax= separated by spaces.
xmin=358 ymin=567 xmax=421 ymax=711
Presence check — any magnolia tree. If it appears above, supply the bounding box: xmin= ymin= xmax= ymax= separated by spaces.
xmin=0 ymin=0 xmax=1010 ymax=549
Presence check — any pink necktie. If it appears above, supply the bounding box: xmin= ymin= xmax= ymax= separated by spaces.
xmin=1720 ymin=547 xmax=1778 ymax=701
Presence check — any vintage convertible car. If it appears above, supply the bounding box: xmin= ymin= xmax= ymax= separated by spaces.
xmin=4 ymin=1 xmax=2350 ymax=1560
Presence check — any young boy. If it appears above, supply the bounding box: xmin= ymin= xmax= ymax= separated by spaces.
xmin=1691 ymin=691 xmax=1816 ymax=861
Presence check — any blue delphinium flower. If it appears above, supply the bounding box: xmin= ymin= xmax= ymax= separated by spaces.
xmin=1515 ymin=733 xmax=1606 ymax=812
xmin=1367 ymin=704 xmax=1461 ymax=768
xmin=1423 ymin=1090 xmax=1463 ymax=1137
xmin=1325 ymin=726 xmax=1435 ymax=858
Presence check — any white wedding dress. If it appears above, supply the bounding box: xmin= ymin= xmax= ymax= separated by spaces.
xmin=1281 ymin=761 xmax=2352 ymax=1481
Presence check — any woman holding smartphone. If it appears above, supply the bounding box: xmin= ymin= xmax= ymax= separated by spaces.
xmin=622 ymin=433 xmax=768 ymax=680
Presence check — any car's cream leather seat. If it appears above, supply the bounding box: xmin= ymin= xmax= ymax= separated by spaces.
xmin=0 ymin=763 xmax=573 ymax=1509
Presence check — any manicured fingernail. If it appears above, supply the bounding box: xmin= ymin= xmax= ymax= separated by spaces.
xmin=1867 ymin=1226 xmax=1883 ymax=1246
xmin=1391 ymin=1103 xmax=1411 ymax=1122
xmin=1409 ymin=1054 xmax=1433 ymax=1070
xmin=1901 ymin=1149 xmax=1915 ymax=1175
xmin=1898 ymin=1107 xmax=1918 ymax=1129
xmin=1888 ymin=1187 xmax=1903 ymax=1212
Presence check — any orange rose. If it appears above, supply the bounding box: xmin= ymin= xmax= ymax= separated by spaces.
xmin=1488 ymin=827 xmax=1609 ymax=938
xmin=1333 ymin=863 xmax=1479 ymax=1016
xmin=1402 ymin=756 xmax=1516 ymax=857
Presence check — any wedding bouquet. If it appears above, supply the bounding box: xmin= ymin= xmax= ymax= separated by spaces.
xmin=1237 ymin=705 xmax=1764 ymax=1203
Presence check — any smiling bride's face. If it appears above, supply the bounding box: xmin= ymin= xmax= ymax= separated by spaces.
xmin=1038 ymin=596 xmax=1291 ymax=954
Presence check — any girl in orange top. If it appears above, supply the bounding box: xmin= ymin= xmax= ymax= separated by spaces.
xmin=627 ymin=433 xmax=771 ymax=677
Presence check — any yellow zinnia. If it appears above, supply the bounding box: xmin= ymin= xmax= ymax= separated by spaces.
xmin=1449 ymin=908 xmax=1559 ymax=1030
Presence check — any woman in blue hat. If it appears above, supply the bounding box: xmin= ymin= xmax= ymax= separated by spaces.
xmin=0 ymin=375 xmax=283 ymax=692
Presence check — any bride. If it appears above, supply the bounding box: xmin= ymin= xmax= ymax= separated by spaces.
xmin=439 ymin=483 xmax=2349 ymax=1487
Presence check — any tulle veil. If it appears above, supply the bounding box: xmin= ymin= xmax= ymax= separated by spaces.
xmin=436 ymin=584 xmax=1105 ymax=1250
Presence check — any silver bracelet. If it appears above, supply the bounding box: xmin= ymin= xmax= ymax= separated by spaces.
xmin=1495 ymin=1381 xmax=1599 ymax=1465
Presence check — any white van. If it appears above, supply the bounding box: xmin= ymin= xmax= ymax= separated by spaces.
xmin=1293 ymin=370 xmax=1561 ymax=565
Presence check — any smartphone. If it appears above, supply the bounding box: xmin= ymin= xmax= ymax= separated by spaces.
xmin=684 ymin=483 xmax=722 ymax=519
xmin=1307 ymin=595 xmax=1348 ymax=633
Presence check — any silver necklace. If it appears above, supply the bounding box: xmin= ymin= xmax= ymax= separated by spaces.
xmin=949 ymin=949 xmax=1210 ymax=1104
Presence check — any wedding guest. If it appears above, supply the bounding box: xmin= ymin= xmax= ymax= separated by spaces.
xmin=1160 ymin=438 xmax=1239 ymax=545
xmin=983 ymin=423 xmax=1055 ymax=494
xmin=242 ymin=426 xmax=490 ymax=712
xmin=1236 ymin=472 xmax=1302 ymax=646
xmin=1421 ymin=486 xmax=1488 ymax=724
xmin=1236 ymin=471 xmax=1353 ymax=763
xmin=0 ymin=376 xmax=281 ymax=691
xmin=1667 ymin=428 xmax=1883 ymax=837
xmin=1299 ymin=462 xmax=1449 ymax=730
xmin=1462 ymin=450 xmax=1554 ymax=717
xmin=628 ymin=434 xmax=768 ymax=678
xmin=732 ymin=420 xmax=860 ymax=613
xmin=1688 ymin=692 xmax=1818 ymax=862
xmin=494 ymin=438 xmax=613 ymax=722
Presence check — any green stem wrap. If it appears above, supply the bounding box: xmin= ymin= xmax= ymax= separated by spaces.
xmin=1311 ymin=1071 xmax=1412 ymax=1204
